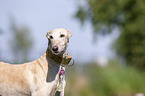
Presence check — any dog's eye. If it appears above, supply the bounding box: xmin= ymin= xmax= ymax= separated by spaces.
xmin=60 ymin=34 xmax=65 ymax=38
xmin=49 ymin=35 xmax=53 ymax=39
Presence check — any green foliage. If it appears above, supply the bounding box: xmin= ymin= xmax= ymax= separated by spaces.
xmin=87 ymin=64 xmax=145 ymax=96
xmin=65 ymin=62 xmax=145 ymax=96
xmin=75 ymin=0 xmax=145 ymax=69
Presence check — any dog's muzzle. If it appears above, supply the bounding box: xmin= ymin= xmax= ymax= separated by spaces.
xmin=52 ymin=46 xmax=59 ymax=53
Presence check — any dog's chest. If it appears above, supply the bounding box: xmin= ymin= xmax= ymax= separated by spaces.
xmin=47 ymin=57 xmax=61 ymax=83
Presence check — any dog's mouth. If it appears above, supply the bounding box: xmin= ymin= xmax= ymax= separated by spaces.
xmin=51 ymin=49 xmax=61 ymax=55
xmin=53 ymin=51 xmax=59 ymax=54
xmin=54 ymin=51 xmax=59 ymax=53
xmin=52 ymin=50 xmax=66 ymax=55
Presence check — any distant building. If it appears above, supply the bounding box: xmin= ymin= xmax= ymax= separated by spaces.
xmin=95 ymin=57 xmax=108 ymax=67
xmin=135 ymin=93 xmax=144 ymax=96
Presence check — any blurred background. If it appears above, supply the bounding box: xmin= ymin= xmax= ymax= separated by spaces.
xmin=0 ymin=0 xmax=145 ymax=96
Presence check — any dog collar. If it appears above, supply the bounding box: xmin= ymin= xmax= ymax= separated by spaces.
xmin=46 ymin=48 xmax=72 ymax=66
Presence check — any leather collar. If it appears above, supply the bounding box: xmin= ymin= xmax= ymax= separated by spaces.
xmin=46 ymin=48 xmax=72 ymax=66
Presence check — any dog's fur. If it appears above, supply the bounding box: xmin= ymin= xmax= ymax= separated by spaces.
xmin=0 ymin=28 xmax=72 ymax=96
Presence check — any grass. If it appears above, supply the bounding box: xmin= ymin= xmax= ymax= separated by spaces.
xmin=65 ymin=60 xmax=145 ymax=96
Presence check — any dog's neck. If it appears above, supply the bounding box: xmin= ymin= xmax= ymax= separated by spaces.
xmin=46 ymin=48 xmax=72 ymax=66
xmin=45 ymin=48 xmax=72 ymax=82
xmin=45 ymin=48 xmax=64 ymax=82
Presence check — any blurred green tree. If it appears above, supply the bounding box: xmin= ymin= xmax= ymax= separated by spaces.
xmin=10 ymin=17 xmax=33 ymax=63
xmin=75 ymin=0 xmax=145 ymax=69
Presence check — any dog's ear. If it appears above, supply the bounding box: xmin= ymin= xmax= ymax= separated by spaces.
xmin=46 ymin=31 xmax=50 ymax=38
xmin=67 ymin=29 xmax=72 ymax=38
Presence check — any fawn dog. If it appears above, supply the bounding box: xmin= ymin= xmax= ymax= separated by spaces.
xmin=0 ymin=28 xmax=72 ymax=96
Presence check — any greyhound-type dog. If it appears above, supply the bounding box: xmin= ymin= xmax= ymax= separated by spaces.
xmin=0 ymin=28 xmax=72 ymax=96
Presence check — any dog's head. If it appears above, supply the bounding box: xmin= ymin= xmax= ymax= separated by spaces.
xmin=46 ymin=28 xmax=72 ymax=55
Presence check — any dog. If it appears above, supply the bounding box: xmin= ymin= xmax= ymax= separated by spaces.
xmin=0 ymin=28 xmax=72 ymax=96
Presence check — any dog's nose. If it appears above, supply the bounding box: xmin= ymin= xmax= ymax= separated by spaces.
xmin=52 ymin=46 xmax=58 ymax=52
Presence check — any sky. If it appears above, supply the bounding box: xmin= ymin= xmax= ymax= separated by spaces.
xmin=0 ymin=0 xmax=118 ymax=63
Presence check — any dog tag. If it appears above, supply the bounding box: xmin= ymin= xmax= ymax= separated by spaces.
xmin=60 ymin=69 xmax=65 ymax=75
